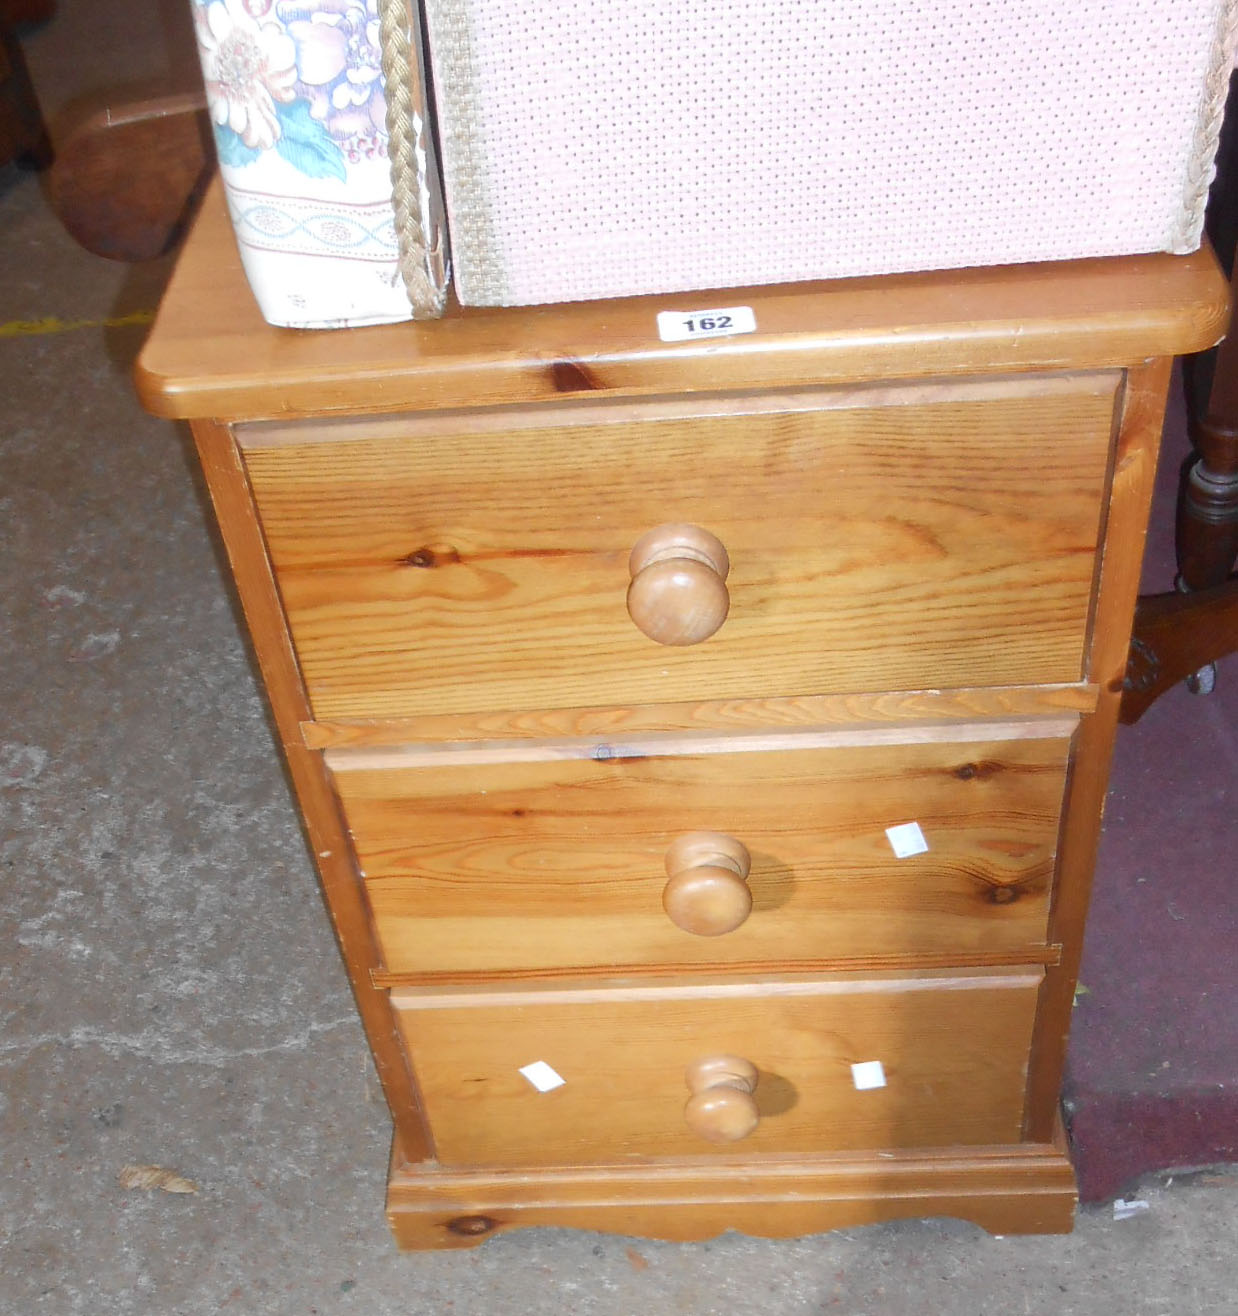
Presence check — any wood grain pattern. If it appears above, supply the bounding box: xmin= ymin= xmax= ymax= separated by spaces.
xmin=244 ymin=377 xmax=1117 ymax=721
xmin=137 ymin=194 xmax=1229 ymax=1245
xmin=391 ymin=970 xmax=1042 ymax=1167
xmin=300 ymin=682 xmax=1099 ymax=749
xmin=324 ymin=715 xmax=1078 ymax=769
xmin=385 ymin=1118 xmax=1077 ymax=1248
xmin=336 ymin=733 xmax=1070 ymax=976
xmin=237 ymin=371 xmax=1108 ymax=449
xmin=370 ymin=946 xmax=1062 ymax=988
xmin=386 ymin=965 xmax=1046 ymax=1008
xmin=1024 ymin=358 xmax=1176 ymax=1140
xmin=186 ymin=419 xmax=432 ymax=1161
xmin=135 ymin=181 xmax=1228 ymax=424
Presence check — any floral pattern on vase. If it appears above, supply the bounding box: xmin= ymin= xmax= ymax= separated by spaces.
xmin=188 ymin=0 xmax=445 ymax=328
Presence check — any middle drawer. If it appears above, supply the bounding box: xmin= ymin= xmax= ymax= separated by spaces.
xmin=330 ymin=723 xmax=1072 ymax=978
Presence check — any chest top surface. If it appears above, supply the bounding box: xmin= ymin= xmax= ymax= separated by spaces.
xmin=137 ymin=183 xmax=1228 ymax=425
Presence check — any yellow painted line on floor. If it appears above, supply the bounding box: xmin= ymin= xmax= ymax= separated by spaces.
xmin=0 ymin=309 xmax=156 ymax=339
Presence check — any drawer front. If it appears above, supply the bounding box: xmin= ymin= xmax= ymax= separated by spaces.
xmin=333 ymin=727 xmax=1071 ymax=976
xmin=392 ymin=971 xmax=1041 ymax=1167
xmin=241 ymin=374 xmax=1117 ymax=723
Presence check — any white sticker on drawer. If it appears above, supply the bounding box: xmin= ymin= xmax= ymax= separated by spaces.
xmin=851 ymin=1060 xmax=887 ymax=1091
xmin=519 ymin=1061 xmax=566 ymax=1093
xmin=656 ymin=306 xmax=756 ymax=343
xmin=885 ymin=821 xmax=929 ymax=859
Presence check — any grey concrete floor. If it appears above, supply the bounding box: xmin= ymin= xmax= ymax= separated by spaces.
xmin=3 ymin=7 xmax=1237 ymax=1314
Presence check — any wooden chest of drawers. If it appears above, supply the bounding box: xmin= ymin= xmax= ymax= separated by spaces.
xmin=137 ymin=183 xmax=1228 ymax=1248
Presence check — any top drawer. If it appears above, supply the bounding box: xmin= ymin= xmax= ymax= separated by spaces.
xmin=240 ymin=373 xmax=1118 ymax=724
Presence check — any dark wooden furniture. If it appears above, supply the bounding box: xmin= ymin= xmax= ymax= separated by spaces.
xmin=46 ymin=92 xmax=211 ymax=261
xmin=0 ymin=10 xmax=50 ymax=171
xmin=1121 ymin=340 xmax=1238 ymax=722
xmin=1122 ymin=76 xmax=1238 ymax=724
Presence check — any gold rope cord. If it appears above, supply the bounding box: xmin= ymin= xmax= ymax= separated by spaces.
xmin=378 ymin=0 xmax=447 ymax=315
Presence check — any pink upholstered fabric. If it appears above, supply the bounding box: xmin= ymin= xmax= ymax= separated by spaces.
xmin=423 ymin=0 xmax=1237 ymax=306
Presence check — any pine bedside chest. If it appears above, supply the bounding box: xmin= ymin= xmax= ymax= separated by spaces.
xmin=136 ymin=182 xmax=1228 ymax=1249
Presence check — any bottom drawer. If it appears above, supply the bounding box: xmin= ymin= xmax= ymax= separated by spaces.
xmin=392 ymin=969 xmax=1041 ymax=1168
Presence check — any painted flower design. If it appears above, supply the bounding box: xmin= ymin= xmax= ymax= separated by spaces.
xmin=278 ymin=0 xmax=388 ymax=159
xmin=196 ymin=0 xmax=298 ymax=150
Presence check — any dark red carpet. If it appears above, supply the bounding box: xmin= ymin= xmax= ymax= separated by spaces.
xmin=1064 ymin=370 xmax=1238 ymax=1202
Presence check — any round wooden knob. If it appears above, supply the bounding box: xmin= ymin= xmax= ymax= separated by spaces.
xmin=684 ymin=1055 xmax=760 ymax=1143
xmin=626 ymin=524 xmax=730 ymax=646
xmin=662 ymin=831 xmax=752 ymax=936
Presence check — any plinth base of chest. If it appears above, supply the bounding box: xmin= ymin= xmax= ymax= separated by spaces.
xmin=385 ymin=1120 xmax=1077 ymax=1250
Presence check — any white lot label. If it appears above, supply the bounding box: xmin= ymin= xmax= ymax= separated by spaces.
xmin=851 ymin=1060 xmax=887 ymax=1091
xmin=519 ymin=1060 xmax=566 ymax=1093
xmin=656 ymin=306 xmax=757 ymax=342
xmin=885 ymin=821 xmax=929 ymax=859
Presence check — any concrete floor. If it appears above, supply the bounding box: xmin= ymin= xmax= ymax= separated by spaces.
xmin=2 ymin=7 xmax=1237 ymax=1314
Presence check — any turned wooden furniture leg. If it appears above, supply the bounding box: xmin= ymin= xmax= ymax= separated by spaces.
xmin=1179 ymin=362 xmax=1238 ymax=594
xmin=1122 ymin=70 xmax=1238 ymax=724
xmin=1121 ymin=291 xmax=1238 ymax=723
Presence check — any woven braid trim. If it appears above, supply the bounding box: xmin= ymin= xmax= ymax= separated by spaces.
xmin=378 ymin=0 xmax=447 ymax=316
xmin=1174 ymin=0 xmax=1238 ymax=254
